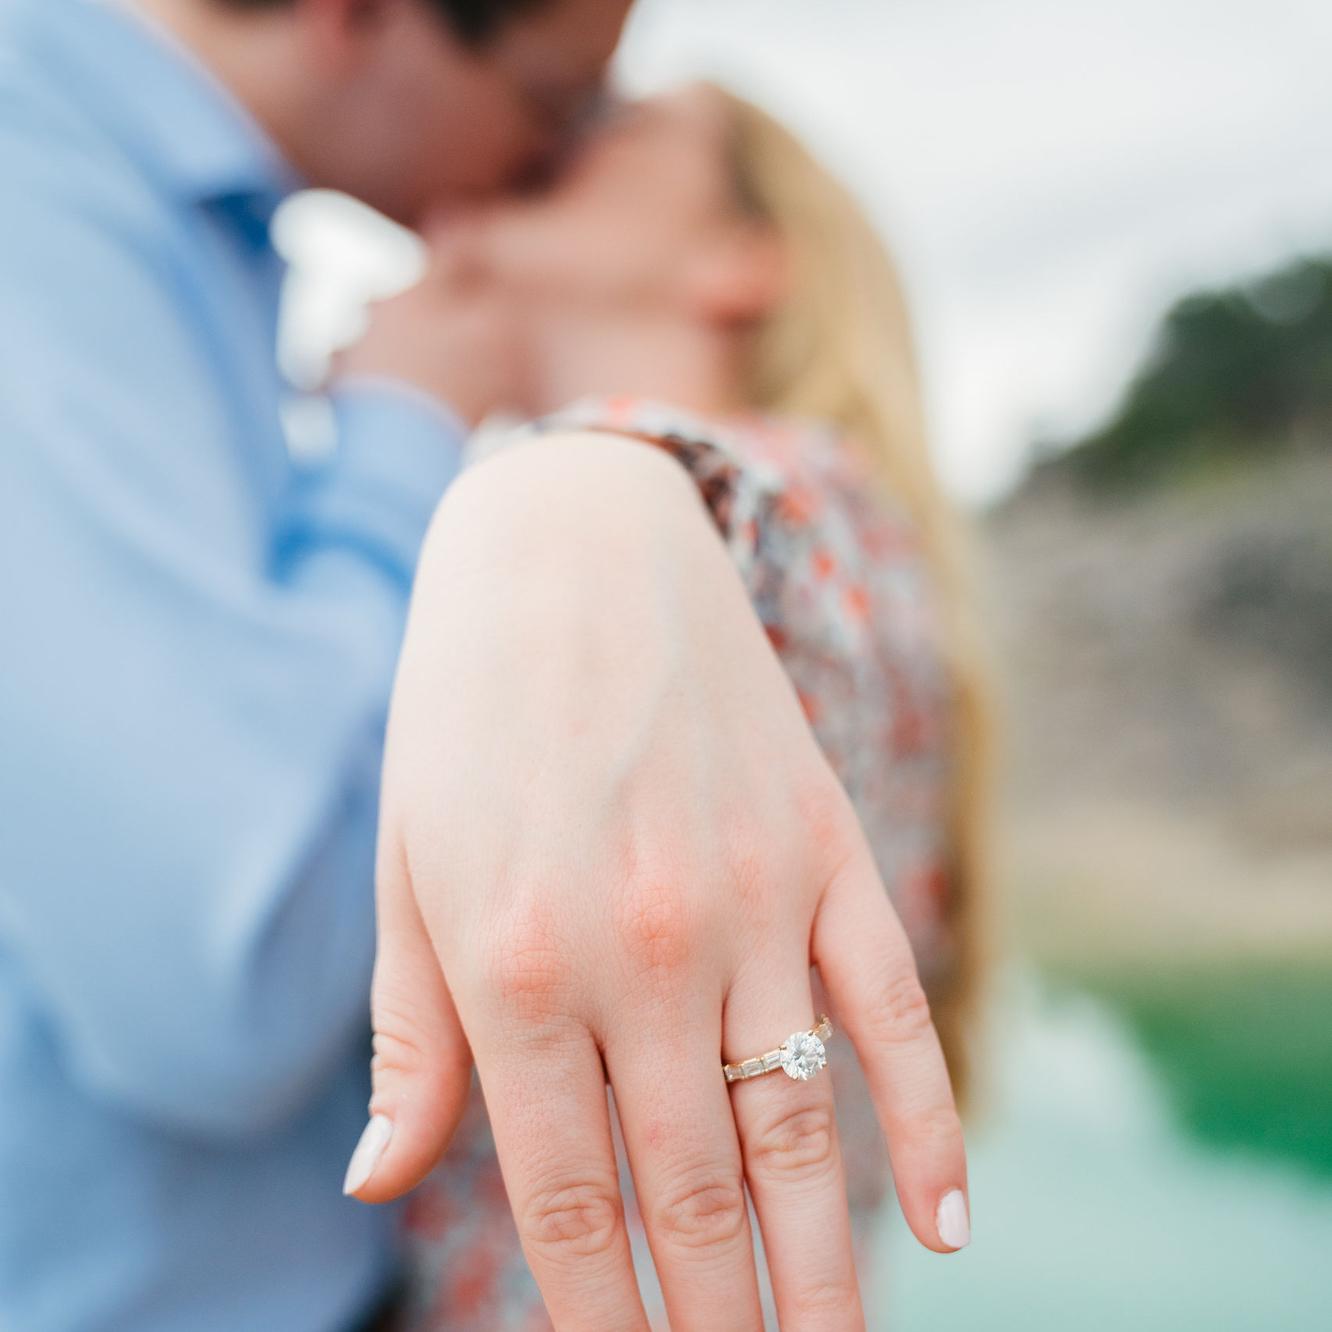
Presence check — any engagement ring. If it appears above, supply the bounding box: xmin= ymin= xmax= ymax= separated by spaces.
xmin=722 ymin=1015 xmax=832 ymax=1084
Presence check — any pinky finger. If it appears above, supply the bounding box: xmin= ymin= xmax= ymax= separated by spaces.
xmin=811 ymin=837 xmax=972 ymax=1254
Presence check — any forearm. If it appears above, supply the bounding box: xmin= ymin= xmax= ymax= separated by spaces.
xmin=281 ymin=381 xmax=467 ymax=590
xmin=0 ymin=394 xmax=463 ymax=1141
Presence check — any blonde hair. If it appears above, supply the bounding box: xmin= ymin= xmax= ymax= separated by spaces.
xmin=712 ymin=84 xmax=994 ymax=1116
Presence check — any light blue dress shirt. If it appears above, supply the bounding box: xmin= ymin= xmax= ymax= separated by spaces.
xmin=0 ymin=2 xmax=468 ymax=1327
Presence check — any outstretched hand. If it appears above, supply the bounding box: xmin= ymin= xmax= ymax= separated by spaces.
xmin=345 ymin=431 xmax=970 ymax=1330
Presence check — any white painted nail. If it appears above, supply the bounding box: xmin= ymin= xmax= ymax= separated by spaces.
xmin=342 ymin=1115 xmax=393 ymax=1196
xmin=936 ymin=1188 xmax=971 ymax=1249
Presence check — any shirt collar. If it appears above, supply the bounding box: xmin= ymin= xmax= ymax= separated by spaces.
xmin=14 ymin=0 xmax=303 ymax=219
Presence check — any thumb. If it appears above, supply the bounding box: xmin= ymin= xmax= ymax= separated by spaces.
xmin=343 ymin=833 xmax=473 ymax=1204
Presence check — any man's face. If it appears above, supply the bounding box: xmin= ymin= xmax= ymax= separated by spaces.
xmin=327 ymin=0 xmax=634 ymax=228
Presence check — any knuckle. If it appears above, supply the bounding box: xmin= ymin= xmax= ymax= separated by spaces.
xmin=367 ymin=985 xmax=468 ymax=1117
xmin=798 ymin=778 xmax=859 ymax=866
xmin=906 ymin=1102 xmax=963 ymax=1152
xmin=368 ymin=1020 xmax=427 ymax=1083
xmin=651 ymin=1172 xmax=749 ymax=1251
xmin=521 ymin=1177 xmax=625 ymax=1264
xmin=865 ymin=968 xmax=935 ymax=1046
xmin=368 ymin=985 xmax=437 ymax=1080
xmin=613 ymin=878 xmax=696 ymax=979
xmin=747 ymin=1101 xmax=838 ymax=1183
xmin=803 ymin=787 xmax=874 ymax=905
xmin=791 ymin=1275 xmax=863 ymax=1321
xmin=482 ymin=909 xmax=574 ymax=1021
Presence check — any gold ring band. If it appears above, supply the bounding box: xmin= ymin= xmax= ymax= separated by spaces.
xmin=723 ymin=1014 xmax=833 ymax=1084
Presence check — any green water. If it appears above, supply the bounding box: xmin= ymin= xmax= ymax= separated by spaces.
xmin=1072 ymin=960 xmax=1332 ymax=1179
xmin=871 ymin=968 xmax=1332 ymax=1330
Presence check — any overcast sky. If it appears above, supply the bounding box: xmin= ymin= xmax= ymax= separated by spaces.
xmin=279 ymin=0 xmax=1332 ymax=503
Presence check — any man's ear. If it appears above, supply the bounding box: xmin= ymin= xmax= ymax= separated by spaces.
xmin=684 ymin=222 xmax=789 ymax=326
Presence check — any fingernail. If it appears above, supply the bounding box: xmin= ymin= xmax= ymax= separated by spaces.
xmin=936 ymin=1188 xmax=971 ymax=1249
xmin=343 ymin=1114 xmax=393 ymax=1196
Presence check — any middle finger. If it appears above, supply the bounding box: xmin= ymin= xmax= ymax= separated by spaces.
xmin=473 ymin=1012 xmax=651 ymax=1332
xmin=605 ymin=989 xmax=767 ymax=1332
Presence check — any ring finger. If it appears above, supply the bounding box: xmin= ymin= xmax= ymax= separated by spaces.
xmin=725 ymin=951 xmax=865 ymax=1330
xmin=604 ymin=988 xmax=766 ymax=1331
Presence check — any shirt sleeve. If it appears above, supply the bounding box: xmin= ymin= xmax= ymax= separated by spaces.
xmin=0 ymin=162 xmax=464 ymax=1138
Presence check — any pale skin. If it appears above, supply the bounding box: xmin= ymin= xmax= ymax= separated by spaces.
xmin=143 ymin=1 xmax=970 ymax=1324
xmin=361 ymin=430 xmax=970 ymax=1329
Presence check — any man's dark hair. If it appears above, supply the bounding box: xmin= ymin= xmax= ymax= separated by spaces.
xmin=220 ymin=0 xmax=548 ymax=45
xmin=435 ymin=0 xmax=547 ymax=43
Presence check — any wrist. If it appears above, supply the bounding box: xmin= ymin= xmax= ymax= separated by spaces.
xmin=449 ymin=428 xmax=701 ymax=521
xmin=418 ymin=429 xmax=712 ymax=589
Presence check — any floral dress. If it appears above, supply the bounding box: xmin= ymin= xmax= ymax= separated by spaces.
xmin=392 ymin=397 xmax=957 ymax=1331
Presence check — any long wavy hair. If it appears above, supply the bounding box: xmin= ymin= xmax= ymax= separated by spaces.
xmin=713 ymin=84 xmax=995 ymax=1115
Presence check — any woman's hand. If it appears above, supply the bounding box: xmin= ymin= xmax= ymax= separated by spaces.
xmin=345 ymin=431 xmax=970 ymax=1330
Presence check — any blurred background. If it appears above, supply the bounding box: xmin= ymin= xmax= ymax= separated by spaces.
xmin=275 ymin=1 xmax=1332 ymax=1325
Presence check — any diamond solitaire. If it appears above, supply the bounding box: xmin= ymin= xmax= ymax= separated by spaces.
xmin=723 ymin=1015 xmax=833 ymax=1084
xmin=778 ymin=1029 xmax=828 ymax=1081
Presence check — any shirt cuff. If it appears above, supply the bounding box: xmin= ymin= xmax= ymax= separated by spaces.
xmin=295 ymin=379 xmax=469 ymax=585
